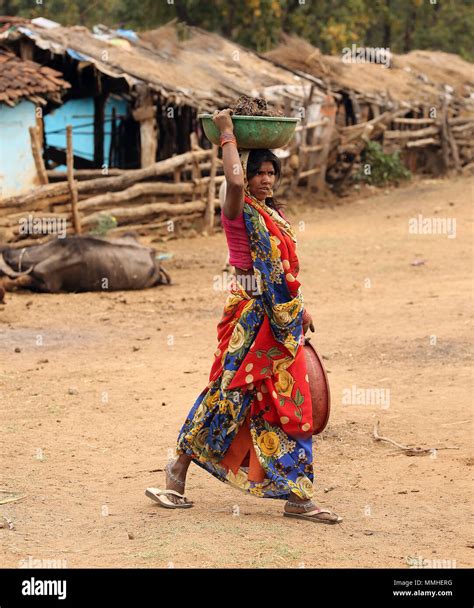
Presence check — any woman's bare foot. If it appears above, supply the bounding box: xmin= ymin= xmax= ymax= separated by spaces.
xmin=165 ymin=456 xmax=193 ymax=506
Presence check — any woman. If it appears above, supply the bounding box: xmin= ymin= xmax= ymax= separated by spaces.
xmin=146 ymin=109 xmax=342 ymax=524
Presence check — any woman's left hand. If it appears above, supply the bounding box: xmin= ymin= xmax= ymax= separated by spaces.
xmin=302 ymin=309 xmax=315 ymax=334
xmin=212 ymin=108 xmax=234 ymax=134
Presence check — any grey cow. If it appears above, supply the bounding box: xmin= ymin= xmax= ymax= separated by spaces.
xmin=0 ymin=234 xmax=171 ymax=302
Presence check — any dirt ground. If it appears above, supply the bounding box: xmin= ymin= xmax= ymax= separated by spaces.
xmin=0 ymin=175 xmax=472 ymax=569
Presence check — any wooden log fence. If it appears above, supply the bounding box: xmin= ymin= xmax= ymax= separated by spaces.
xmin=381 ymin=96 xmax=472 ymax=174
xmin=1 ymin=100 xmax=472 ymax=246
xmin=0 ymin=129 xmax=227 ymax=244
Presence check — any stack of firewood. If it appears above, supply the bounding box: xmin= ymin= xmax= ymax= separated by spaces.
xmin=325 ymin=100 xmax=474 ymax=189
xmin=325 ymin=109 xmax=406 ymax=187
xmin=383 ymin=115 xmax=473 ymax=173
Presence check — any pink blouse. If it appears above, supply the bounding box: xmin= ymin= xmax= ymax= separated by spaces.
xmin=221 ymin=206 xmax=288 ymax=270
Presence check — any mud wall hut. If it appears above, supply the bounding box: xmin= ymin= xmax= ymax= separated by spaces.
xmin=1 ymin=18 xmax=327 ymax=180
xmin=265 ymin=34 xmax=474 ymax=186
xmin=0 ymin=18 xmax=334 ymax=245
xmin=0 ymin=48 xmax=70 ymax=197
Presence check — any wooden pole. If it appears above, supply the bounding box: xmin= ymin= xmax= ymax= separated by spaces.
xmin=81 ymin=200 xmax=206 ymax=228
xmin=307 ymin=107 xmax=322 ymax=189
xmin=292 ymin=84 xmax=314 ymax=190
xmin=384 ymin=126 xmax=439 ymax=140
xmin=406 ymin=137 xmax=440 ymax=148
xmin=35 ymin=112 xmax=44 ymax=149
xmin=189 ymin=133 xmax=203 ymax=201
xmin=133 ymin=88 xmax=158 ymax=168
xmin=173 ymin=168 xmax=182 ymax=204
xmin=205 ymin=144 xmax=218 ymax=231
xmin=440 ymin=96 xmax=451 ymax=173
xmin=106 ymin=212 xmax=204 ymax=238
xmin=313 ymin=94 xmax=336 ymax=192
xmin=46 ymin=168 xmax=126 ymax=181
xmin=29 ymin=126 xmax=49 ymax=185
xmin=77 ymin=181 xmax=203 ymax=212
xmin=66 ymin=125 xmax=82 ymax=235
xmin=446 ymin=121 xmax=461 ymax=173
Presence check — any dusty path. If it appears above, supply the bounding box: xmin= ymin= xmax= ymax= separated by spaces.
xmin=0 ymin=176 xmax=472 ymax=568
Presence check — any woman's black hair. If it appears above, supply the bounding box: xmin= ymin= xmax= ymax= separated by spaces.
xmin=247 ymin=149 xmax=285 ymax=212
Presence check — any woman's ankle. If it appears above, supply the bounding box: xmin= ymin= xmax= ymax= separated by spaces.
xmin=172 ymin=456 xmax=192 ymax=475
xmin=288 ymin=492 xmax=310 ymax=504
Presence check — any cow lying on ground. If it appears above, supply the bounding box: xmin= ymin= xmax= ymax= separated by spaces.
xmin=0 ymin=233 xmax=171 ymax=303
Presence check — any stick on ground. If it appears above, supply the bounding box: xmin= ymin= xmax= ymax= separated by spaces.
xmin=373 ymin=420 xmax=459 ymax=456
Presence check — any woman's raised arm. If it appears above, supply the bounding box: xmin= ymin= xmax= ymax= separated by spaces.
xmin=212 ymin=109 xmax=244 ymax=220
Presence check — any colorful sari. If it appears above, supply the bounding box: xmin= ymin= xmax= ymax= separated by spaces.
xmin=176 ymin=150 xmax=314 ymax=500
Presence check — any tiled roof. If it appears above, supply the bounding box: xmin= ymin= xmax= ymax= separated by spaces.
xmin=0 ymin=49 xmax=70 ymax=106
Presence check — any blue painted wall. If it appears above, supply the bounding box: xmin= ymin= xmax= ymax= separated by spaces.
xmin=44 ymin=96 xmax=128 ymax=170
xmin=0 ymin=100 xmax=38 ymax=198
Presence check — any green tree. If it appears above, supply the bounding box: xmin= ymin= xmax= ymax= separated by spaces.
xmin=2 ymin=0 xmax=472 ymax=60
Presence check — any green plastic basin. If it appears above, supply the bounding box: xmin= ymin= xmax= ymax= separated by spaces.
xmin=198 ymin=114 xmax=299 ymax=149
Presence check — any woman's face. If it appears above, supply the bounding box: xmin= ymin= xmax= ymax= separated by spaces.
xmin=247 ymin=161 xmax=277 ymax=201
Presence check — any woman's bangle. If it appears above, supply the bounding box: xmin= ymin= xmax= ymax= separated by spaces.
xmin=219 ymin=133 xmax=237 ymax=147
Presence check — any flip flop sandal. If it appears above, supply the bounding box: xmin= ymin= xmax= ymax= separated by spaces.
xmin=283 ymin=507 xmax=343 ymax=525
xmin=145 ymin=487 xmax=193 ymax=509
